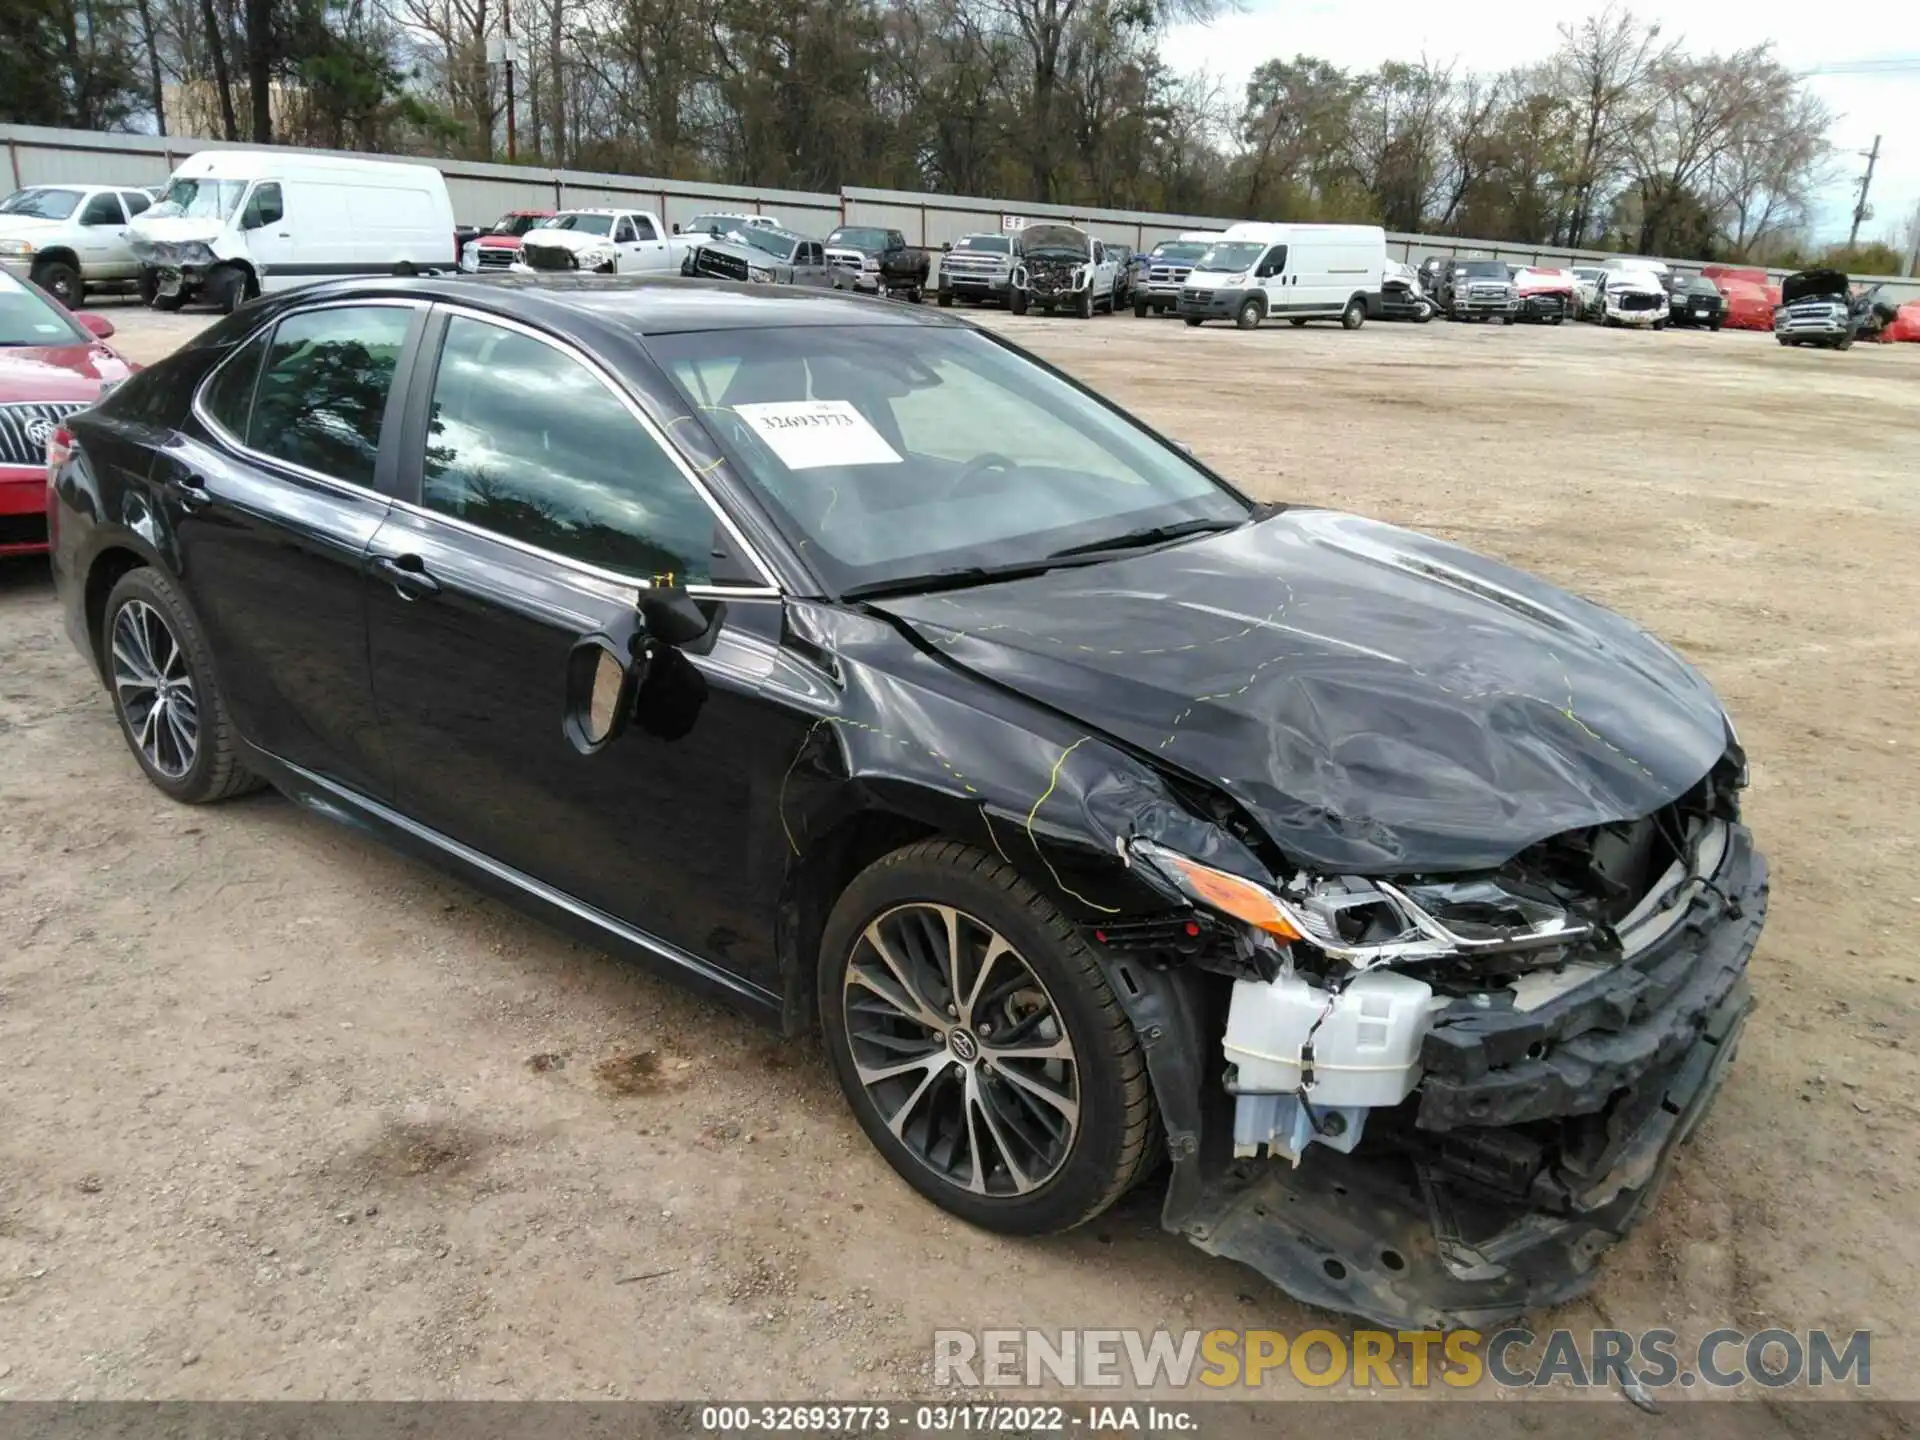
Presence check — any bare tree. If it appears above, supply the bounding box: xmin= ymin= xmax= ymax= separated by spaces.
xmin=1550 ymin=5 xmax=1669 ymax=246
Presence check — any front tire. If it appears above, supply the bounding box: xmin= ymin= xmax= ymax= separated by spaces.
xmin=1234 ymin=297 xmax=1263 ymax=330
xmin=33 ymin=259 xmax=83 ymax=308
xmin=1133 ymin=297 xmax=1149 ymax=318
xmin=208 ymin=264 xmax=252 ymax=315
xmin=1074 ymin=288 xmax=1093 ymax=319
xmin=818 ymin=840 xmax=1157 ymax=1235
xmin=1341 ymin=298 xmax=1366 ymax=330
xmin=101 ymin=568 xmax=263 ymax=805
xmin=937 ymin=290 xmax=954 ymax=308
xmin=1183 ymin=315 xmax=1202 ymax=327
xmin=1010 ymin=289 xmax=1029 ymax=316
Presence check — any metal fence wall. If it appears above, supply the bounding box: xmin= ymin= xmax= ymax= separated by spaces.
xmin=7 ymin=123 xmax=1917 ymax=302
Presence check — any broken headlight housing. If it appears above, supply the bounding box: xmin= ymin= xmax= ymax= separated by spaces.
xmin=1132 ymin=841 xmax=1588 ymax=971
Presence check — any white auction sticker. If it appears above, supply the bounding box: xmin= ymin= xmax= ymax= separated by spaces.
xmin=733 ymin=400 xmax=903 ymax=470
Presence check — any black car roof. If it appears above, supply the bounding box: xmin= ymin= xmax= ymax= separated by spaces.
xmin=243 ymin=274 xmax=959 ymax=335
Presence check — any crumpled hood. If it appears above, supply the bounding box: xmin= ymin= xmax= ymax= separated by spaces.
xmin=129 ymin=215 xmax=224 ymax=246
xmin=871 ymin=510 xmax=1730 ymax=874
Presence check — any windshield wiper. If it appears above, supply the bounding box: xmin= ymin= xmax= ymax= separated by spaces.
xmin=840 ymin=558 xmax=1078 ymax=602
xmin=1043 ymin=516 xmax=1242 ymax=561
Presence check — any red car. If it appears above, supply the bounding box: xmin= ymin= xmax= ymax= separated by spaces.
xmin=0 ymin=273 xmax=133 ymax=557
xmin=460 ymin=209 xmax=558 ymax=272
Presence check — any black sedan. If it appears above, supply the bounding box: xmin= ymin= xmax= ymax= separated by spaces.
xmin=1668 ymin=275 xmax=1727 ymax=330
xmin=48 ymin=275 xmax=1765 ymax=1329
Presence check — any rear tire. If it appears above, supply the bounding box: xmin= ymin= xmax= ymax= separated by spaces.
xmin=1133 ymin=297 xmax=1148 ymax=318
xmin=938 ymin=291 xmax=953 ymax=308
xmin=100 ymin=568 xmax=264 ymax=805
xmin=817 ymin=839 xmax=1158 ymax=1236
xmin=1183 ymin=316 xmax=1202 ymax=327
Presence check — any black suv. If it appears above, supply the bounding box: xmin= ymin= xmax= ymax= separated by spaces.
xmin=48 ymin=275 xmax=1764 ymax=1330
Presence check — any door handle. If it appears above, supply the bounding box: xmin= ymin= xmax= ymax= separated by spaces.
xmin=167 ymin=474 xmax=212 ymax=511
xmin=372 ymin=553 xmax=440 ymax=599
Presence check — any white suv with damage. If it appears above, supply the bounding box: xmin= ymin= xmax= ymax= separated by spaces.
xmin=515 ymin=209 xmax=691 ymax=276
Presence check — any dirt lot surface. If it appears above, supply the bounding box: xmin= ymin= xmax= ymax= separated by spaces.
xmin=2 ymin=298 xmax=1917 ymax=1409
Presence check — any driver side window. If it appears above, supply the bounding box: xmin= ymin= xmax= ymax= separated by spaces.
xmin=1258 ymin=246 xmax=1287 ymax=278
xmin=243 ymin=183 xmax=284 ymax=229
xmin=420 ymin=316 xmax=719 ymax=585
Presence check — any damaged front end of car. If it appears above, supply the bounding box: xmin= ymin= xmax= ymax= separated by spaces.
xmin=1097 ymin=750 xmax=1762 ymax=1329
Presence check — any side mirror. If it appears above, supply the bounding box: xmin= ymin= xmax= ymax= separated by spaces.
xmin=563 ymin=589 xmax=720 ymax=754
xmin=77 ymin=312 xmax=116 ymax=339
xmin=672 ymin=222 xmax=682 ymax=234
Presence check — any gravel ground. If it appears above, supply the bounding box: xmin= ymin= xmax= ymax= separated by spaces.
xmin=1 ymin=295 xmax=1916 ymax=1408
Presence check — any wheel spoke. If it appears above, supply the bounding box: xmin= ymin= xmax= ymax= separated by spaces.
xmin=852 ymin=922 xmax=947 ymax=1031
xmin=960 ymin=935 xmax=1013 ymax=1026
xmin=163 ymin=703 xmax=197 ymax=772
xmin=982 ymin=1035 xmax=1074 ymax=1064
xmin=989 ymin=1056 xmax=1079 ymax=1125
xmin=967 ymin=1069 xmax=1034 ymax=1194
xmin=855 ymin=1050 xmax=947 ymax=1088
xmin=879 ymin=1059 xmax=945 ymax=1139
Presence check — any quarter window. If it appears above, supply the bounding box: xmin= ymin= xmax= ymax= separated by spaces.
xmin=633 ymin=214 xmax=659 ymax=242
xmin=248 ymin=306 xmax=412 ymax=488
xmin=419 ymin=316 xmax=717 ymax=585
xmin=200 ymin=332 xmax=269 ymax=437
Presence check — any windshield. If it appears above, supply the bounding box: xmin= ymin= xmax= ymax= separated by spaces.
xmin=152 ymin=177 xmax=249 ymax=220
xmin=742 ymin=228 xmax=799 ymax=259
xmin=1455 ymin=260 xmax=1506 ymax=278
xmin=651 ymin=325 xmax=1248 ymax=595
xmin=691 ymin=214 xmax=753 ymax=236
xmin=1684 ymin=278 xmax=1720 ymax=296
xmin=0 ymin=273 xmax=86 ymax=346
xmin=1152 ymin=242 xmax=1209 ymax=261
xmin=1194 ymin=242 xmax=1264 ymax=273
xmin=0 ymin=188 xmax=84 ymax=221
xmin=490 ymin=213 xmax=549 ymax=236
xmin=954 ymin=236 xmax=1009 ymax=254
xmin=543 ymin=213 xmax=614 ymax=236
xmin=827 ymin=227 xmax=890 ymax=250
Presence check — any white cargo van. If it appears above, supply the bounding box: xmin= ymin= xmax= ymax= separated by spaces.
xmin=1176 ymin=222 xmax=1387 ymax=330
xmin=129 ymin=150 xmax=457 ymax=313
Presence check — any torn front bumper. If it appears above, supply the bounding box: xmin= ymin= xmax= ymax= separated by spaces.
xmin=1117 ymin=823 xmax=1766 ymax=1329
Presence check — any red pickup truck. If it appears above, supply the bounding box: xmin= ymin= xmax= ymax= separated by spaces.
xmin=460 ymin=210 xmax=557 ymax=273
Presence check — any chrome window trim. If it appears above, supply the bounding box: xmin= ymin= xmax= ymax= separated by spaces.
xmin=188 ymin=296 xmax=781 ymax=602
xmin=425 ymin=302 xmax=781 ymax=600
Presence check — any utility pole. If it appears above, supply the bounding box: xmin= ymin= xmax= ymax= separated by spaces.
xmin=1847 ymin=134 xmax=1880 ymax=250
xmin=503 ymin=0 xmax=518 ymax=161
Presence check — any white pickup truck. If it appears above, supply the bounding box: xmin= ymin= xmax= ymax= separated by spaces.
xmin=0 ymin=184 xmax=157 ymax=307
xmin=514 ymin=209 xmax=691 ymax=276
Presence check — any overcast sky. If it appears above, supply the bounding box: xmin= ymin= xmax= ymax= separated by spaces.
xmin=1159 ymin=1 xmax=1920 ymax=249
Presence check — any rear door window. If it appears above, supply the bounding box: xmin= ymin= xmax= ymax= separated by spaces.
xmin=248 ymin=305 xmax=414 ymax=488
xmin=80 ymin=192 xmax=125 ymax=226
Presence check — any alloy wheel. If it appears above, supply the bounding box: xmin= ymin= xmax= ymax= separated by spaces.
xmin=111 ymin=599 xmax=199 ymax=778
xmin=843 ymin=903 xmax=1079 ymax=1197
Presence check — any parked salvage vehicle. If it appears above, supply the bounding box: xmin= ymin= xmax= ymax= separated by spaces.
xmin=459 ymin=209 xmax=556 ymax=272
xmin=1512 ymin=267 xmax=1574 ymax=324
xmin=1435 ymin=258 xmax=1517 ymax=322
xmin=517 ymin=209 xmax=689 ymax=276
xmin=682 ymin=226 xmax=831 ymax=287
xmin=824 ymin=226 xmax=931 ymax=301
xmin=0 ymin=271 xmax=134 ymax=556
xmin=1106 ymin=244 xmax=1136 ymax=307
xmin=1011 ymin=224 xmax=1119 ymax=317
xmin=1368 ymin=260 xmax=1435 ymax=322
xmin=1667 ymin=275 xmax=1726 ymax=330
xmin=1773 ymin=269 xmax=1864 ymax=349
xmin=1570 ymin=265 xmax=1604 ymax=315
xmin=937 ymin=233 xmax=1019 ymax=308
xmin=1134 ymin=234 xmax=1218 ymax=317
xmin=682 ymin=213 xmax=782 ymax=239
xmin=47 ymin=274 xmax=1766 ymax=1329
xmin=0 ymin=184 xmax=156 ymax=308
xmin=1180 ymin=224 xmax=1386 ymax=330
xmin=1590 ymin=267 xmax=1669 ymax=328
